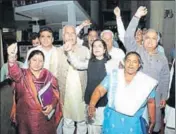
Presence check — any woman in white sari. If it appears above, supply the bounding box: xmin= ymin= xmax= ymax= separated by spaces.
xmin=88 ymin=52 xmax=158 ymax=134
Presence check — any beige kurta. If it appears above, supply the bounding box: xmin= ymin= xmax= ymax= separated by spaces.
xmin=63 ymin=66 xmax=86 ymax=121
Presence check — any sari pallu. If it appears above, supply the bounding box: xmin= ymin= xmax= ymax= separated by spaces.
xmin=101 ymin=69 xmax=158 ymax=134
xmin=9 ymin=63 xmax=62 ymax=134
xmin=106 ymin=69 xmax=158 ymax=116
xmin=26 ymin=69 xmax=62 ymax=126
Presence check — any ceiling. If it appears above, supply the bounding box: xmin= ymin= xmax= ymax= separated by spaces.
xmin=14 ymin=1 xmax=90 ymax=30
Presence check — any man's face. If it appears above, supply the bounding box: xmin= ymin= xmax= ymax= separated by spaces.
xmin=88 ymin=31 xmax=98 ymax=45
xmin=135 ymin=29 xmax=143 ymax=43
xmin=39 ymin=31 xmax=53 ymax=48
xmin=101 ymin=32 xmax=113 ymax=51
xmin=32 ymin=38 xmax=40 ymax=47
xmin=143 ymin=31 xmax=158 ymax=53
xmin=63 ymin=26 xmax=77 ymax=45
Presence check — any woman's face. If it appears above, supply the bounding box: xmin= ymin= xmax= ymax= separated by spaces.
xmin=92 ymin=41 xmax=105 ymax=58
xmin=124 ymin=54 xmax=140 ymax=75
xmin=29 ymin=54 xmax=44 ymax=72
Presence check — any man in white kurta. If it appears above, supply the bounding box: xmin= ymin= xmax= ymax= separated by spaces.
xmin=56 ymin=25 xmax=89 ymax=134
xmin=63 ymin=66 xmax=86 ymax=133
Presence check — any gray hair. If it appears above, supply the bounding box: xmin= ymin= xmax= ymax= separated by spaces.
xmin=100 ymin=30 xmax=114 ymax=39
xmin=143 ymin=29 xmax=159 ymax=43
xmin=62 ymin=25 xmax=76 ymax=35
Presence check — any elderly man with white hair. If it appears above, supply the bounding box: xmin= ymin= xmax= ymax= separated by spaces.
xmin=56 ymin=25 xmax=90 ymax=134
xmin=124 ymin=6 xmax=170 ymax=134
xmin=100 ymin=30 xmax=125 ymax=62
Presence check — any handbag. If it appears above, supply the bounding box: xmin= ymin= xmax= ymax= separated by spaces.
xmin=140 ymin=116 xmax=149 ymax=134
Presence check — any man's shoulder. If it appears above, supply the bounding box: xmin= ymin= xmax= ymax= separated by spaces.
xmin=159 ymin=54 xmax=169 ymax=64
xmin=112 ymin=47 xmax=125 ymax=56
xmin=77 ymin=45 xmax=89 ymax=51
xmin=76 ymin=45 xmax=90 ymax=55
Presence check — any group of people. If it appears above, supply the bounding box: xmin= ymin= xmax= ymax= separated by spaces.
xmin=0 ymin=6 xmax=175 ymax=134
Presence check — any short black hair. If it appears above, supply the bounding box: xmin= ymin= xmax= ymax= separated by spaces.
xmin=30 ymin=32 xmax=39 ymax=41
xmin=88 ymin=28 xmax=97 ymax=35
xmin=39 ymin=26 xmax=53 ymax=37
xmin=27 ymin=50 xmax=45 ymax=62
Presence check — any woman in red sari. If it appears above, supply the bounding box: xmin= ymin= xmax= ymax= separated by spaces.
xmin=8 ymin=43 xmax=61 ymax=134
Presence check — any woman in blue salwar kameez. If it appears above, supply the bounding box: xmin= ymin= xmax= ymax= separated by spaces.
xmin=88 ymin=52 xmax=158 ymax=134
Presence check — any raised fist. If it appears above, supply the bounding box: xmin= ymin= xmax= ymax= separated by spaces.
xmin=135 ymin=6 xmax=148 ymax=18
xmin=81 ymin=20 xmax=92 ymax=27
xmin=7 ymin=43 xmax=17 ymax=56
xmin=63 ymin=41 xmax=73 ymax=52
xmin=114 ymin=6 xmax=121 ymax=17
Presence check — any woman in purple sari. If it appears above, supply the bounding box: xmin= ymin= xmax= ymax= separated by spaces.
xmin=8 ymin=43 xmax=62 ymax=134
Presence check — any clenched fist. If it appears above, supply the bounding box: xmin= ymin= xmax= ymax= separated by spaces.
xmin=114 ymin=6 xmax=121 ymax=18
xmin=135 ymin=6 xmax=148 ymax=18
xmin=63 ymin=41 xmax=73 ymax=52
xmin=7 ymin=43 xmax=18 ymax=56
xmin=81 ymin=20 xmax=92 ymax=27
xmin=7 ymin=43 xmax=18 ymax=64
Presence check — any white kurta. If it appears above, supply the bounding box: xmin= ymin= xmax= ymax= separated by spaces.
xmin=63 ymin=66 xmax=86 ymax=121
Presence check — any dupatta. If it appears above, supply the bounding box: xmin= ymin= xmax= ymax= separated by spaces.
xmin=108 ymin=69 xmax=158 ymax=116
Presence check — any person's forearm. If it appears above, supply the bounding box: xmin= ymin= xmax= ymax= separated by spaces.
xmin=148 ymin=99 xmax=156 ymax=124
xmin=116 ymin=17 xmax=125 ymax=44
xmin=67 ymin=51 xmax=88 ymax=70
xmin=76 ymin=25 xmax=84 ymax=35
xmin=89 ymin=89 xmax=101 ymax=107
xmin=8 ymin=62 xmax=22 ymax=82
xmin=89 ymin=86 xmax=107 ymax=106
xmin=124 ymin=16 xmax=140 ymax=52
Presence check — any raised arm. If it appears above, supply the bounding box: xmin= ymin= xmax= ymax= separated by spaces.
xmin=114 ymin=6 xmax=125 ymax=44
xmin=124 ymin=6 xmax=147 ymax=52
xmin=76 ymin=20 xmax=92 ymax=35
xmin=8 ymin=43 xmax=23 ymax=82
